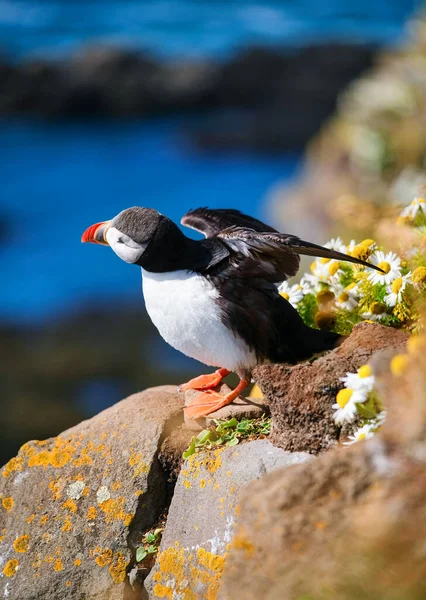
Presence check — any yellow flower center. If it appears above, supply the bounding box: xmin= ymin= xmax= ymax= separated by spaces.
xmin=328 ymin=262 xmax=340 ymax=276
xmin=280 ymin=292 xmax=290 ymax=301
xmin=360 ymin=239 xmax=374 ymax=248
xmin=338 ymin=292 xmax=349 ymax=303
xmin=390 ymin=354 xmax=409 ymax=377
xmin=357 ymin=432 xmax=366 ymax=441
xmin=377 ymin=261 xmax=390 ymax=274
xmin=336 ymin=388 xmax=353 ymax=408
xmin=319 ymin=257 xmax=330 ymax=264
xmin=412 ymin=266 xmax=426 ymax=284
xmin=345 ymin=283 xmax=357 ymax=291
xmin=310 ymin=262 xmax=317 ymax=274
xmin=391 ymin=277 xmax=403 ymax=294
xmin=357 ymin=365 xmax=372 ymax=378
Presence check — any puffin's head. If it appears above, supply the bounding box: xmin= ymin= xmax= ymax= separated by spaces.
xmin=81 ymin=206 xmax=161 ymax=264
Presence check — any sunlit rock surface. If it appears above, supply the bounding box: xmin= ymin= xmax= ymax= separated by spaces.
xmin=0 ymin=386 xmax=183 ymax=600
xmin=144 ymin=439 xmax=311 ymax=599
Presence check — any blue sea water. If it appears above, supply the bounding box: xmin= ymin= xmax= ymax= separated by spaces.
xmin=0 ymin=0 xmax=419 ymax=60
xmin=1 ymin=117 xmax=299 ymax=322
xmin=0 ymin=0 xmax=420 ymax=323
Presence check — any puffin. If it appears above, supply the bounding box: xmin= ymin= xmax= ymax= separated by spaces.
xmin=82 ymin=206 xmax=382 ymax=418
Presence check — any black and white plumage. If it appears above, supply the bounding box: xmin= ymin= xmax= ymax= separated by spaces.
xmin=82 ymin=206 xmax=382 ymax=417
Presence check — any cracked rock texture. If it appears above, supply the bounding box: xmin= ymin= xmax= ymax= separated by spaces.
xmin=144 ymin=439 xmax=311 ymax=599
xmin=253 ymin=322 xmax=408 ymax=454
xmin=0 ymin=386 xmax=183 ymax=600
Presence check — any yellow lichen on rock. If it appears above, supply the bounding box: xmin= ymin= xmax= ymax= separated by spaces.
xmin=62 ymin=499 xmax=77 ymax=513
xmin=154 ymin=543 xmax=224 ymax=600
xmin=153 ymin=583 xmax=174 ymax=598
xmin=108 ymin=551 xmax=128 ymax=584
xmin=94 ymin=548 xmax=113 ymax=567
xmin=13 ymin=534 xmax=30 ymax=553
xmin=27 ymin=438 xmax=77 ymax=469
xmin=53 ymin=557 xmax=63 ymax=572
xmin=1 ymin=456 xmax=23 ymax=478
xmin=62 ymin=515 xmax=72 ymax=532
xmin=2 ymin=497 xmax=14 ymax=512
xmin=197 ymin=547 xmax=225 ymax=572
xmin=3 ymin=559 xmax=19 ymax=577
xmin=87 ymin=506 xmax=97 ymax=520
xmin=128 ymin=452 xmax=150 ymax=477
xmin=98 ymin=497 xmax=133 ymax=526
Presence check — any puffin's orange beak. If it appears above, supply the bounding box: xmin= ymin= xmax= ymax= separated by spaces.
xmin=81 ymin=221 xmax=111 ymax=245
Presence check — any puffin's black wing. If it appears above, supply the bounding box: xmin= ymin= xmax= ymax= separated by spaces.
xmin=181 ymin=207 xmax=278 ymax=238
xmin=216 ymin=227 xmax=383 ymax=283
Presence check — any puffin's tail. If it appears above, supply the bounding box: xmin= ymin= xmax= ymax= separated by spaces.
xmin=299 ymin=325 xmax=342 ymax=356
xmin=276 ymin=320 xmax=343 ymax=363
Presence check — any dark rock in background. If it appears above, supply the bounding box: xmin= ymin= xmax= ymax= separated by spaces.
xmin=254 ymin=322 xmax=408 ymax=454
xmin=0 ymin=42 xmax=376 ymax=151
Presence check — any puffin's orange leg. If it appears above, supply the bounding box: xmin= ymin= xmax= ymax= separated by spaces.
xmin=184 ymin=379 xmax=250 ymax=418
xmin=178 ymin=368 xmax=230 ymax=392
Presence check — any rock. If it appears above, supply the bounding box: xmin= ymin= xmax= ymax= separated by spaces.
xmin=220 ymin=344 xmax=426 ymax=600
xmin=182 ymin=384 xmax=269 ymax=432
xmin=0 ymin=42 xmax=375 ymax=151
xmin=253 ymin=322 xmax=408 ymax=454
xmin=0 ymin=386 xmax=184 ymax=600
xmin=144 ymin=439 xmax=311 ymax=599
xmin=189 ymin=42 xmax=376 ymax=152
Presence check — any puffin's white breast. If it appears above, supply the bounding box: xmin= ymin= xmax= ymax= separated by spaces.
xmin=141 ymin=269 xmax=256 ymax=372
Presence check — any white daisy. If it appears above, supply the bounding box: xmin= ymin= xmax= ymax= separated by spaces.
xmin=400 ymin=196 xmax=426 ymax=219
xmin=368 ymin=250 xmax=401 ymax=285
xmin=340 ymin=365 xmax=375 ymax=393
xmin=335 ymin=282 xmax=359 ymax=311
xmin=361 ymin=311 xmax=386 ymax=322
xmin=332 ymin=388 xmax=368 ymax=424
xmin=310 ymin=258 xmax=342 ymax=284
xmin=346 ymin=239 xmax=357 ymax=253
xmin=384 ymin=273 xmax=412 ymax=307
xmin=278 ymin=282 xmax=304 ymax=307
xmin=325 ymin=237 xmax=346 ymax=253
xmin=299 ymin=273 xmax=320 ymax=295
xmin=343 ymin=423 xmax=376 ymax=445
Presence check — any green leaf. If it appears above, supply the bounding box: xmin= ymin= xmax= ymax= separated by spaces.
xmin=147 ymin=545 xmax=158 ymax=554
xmin=136 ymin=547 xmax=148 ymax=563
xmin=196 ymin=430 xmax=213 ymax=444
xmin=355 ymin=403 xmax=377 ymax=419
xmin=182 ymin=437 xmax=197 ymax=459
xmin=221 ymin=418 xmax=238 ymax=428
xmin=226 ymin=437 xmax=239 ymax=447
xmin=145 ymin=533 xmax=156 ymax=544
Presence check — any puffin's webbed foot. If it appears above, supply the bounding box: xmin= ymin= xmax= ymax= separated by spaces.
xmin=178 ymin=368 xmax=230 ymax=392
xmin=184 ymin=378 xmax=250 ymax=418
